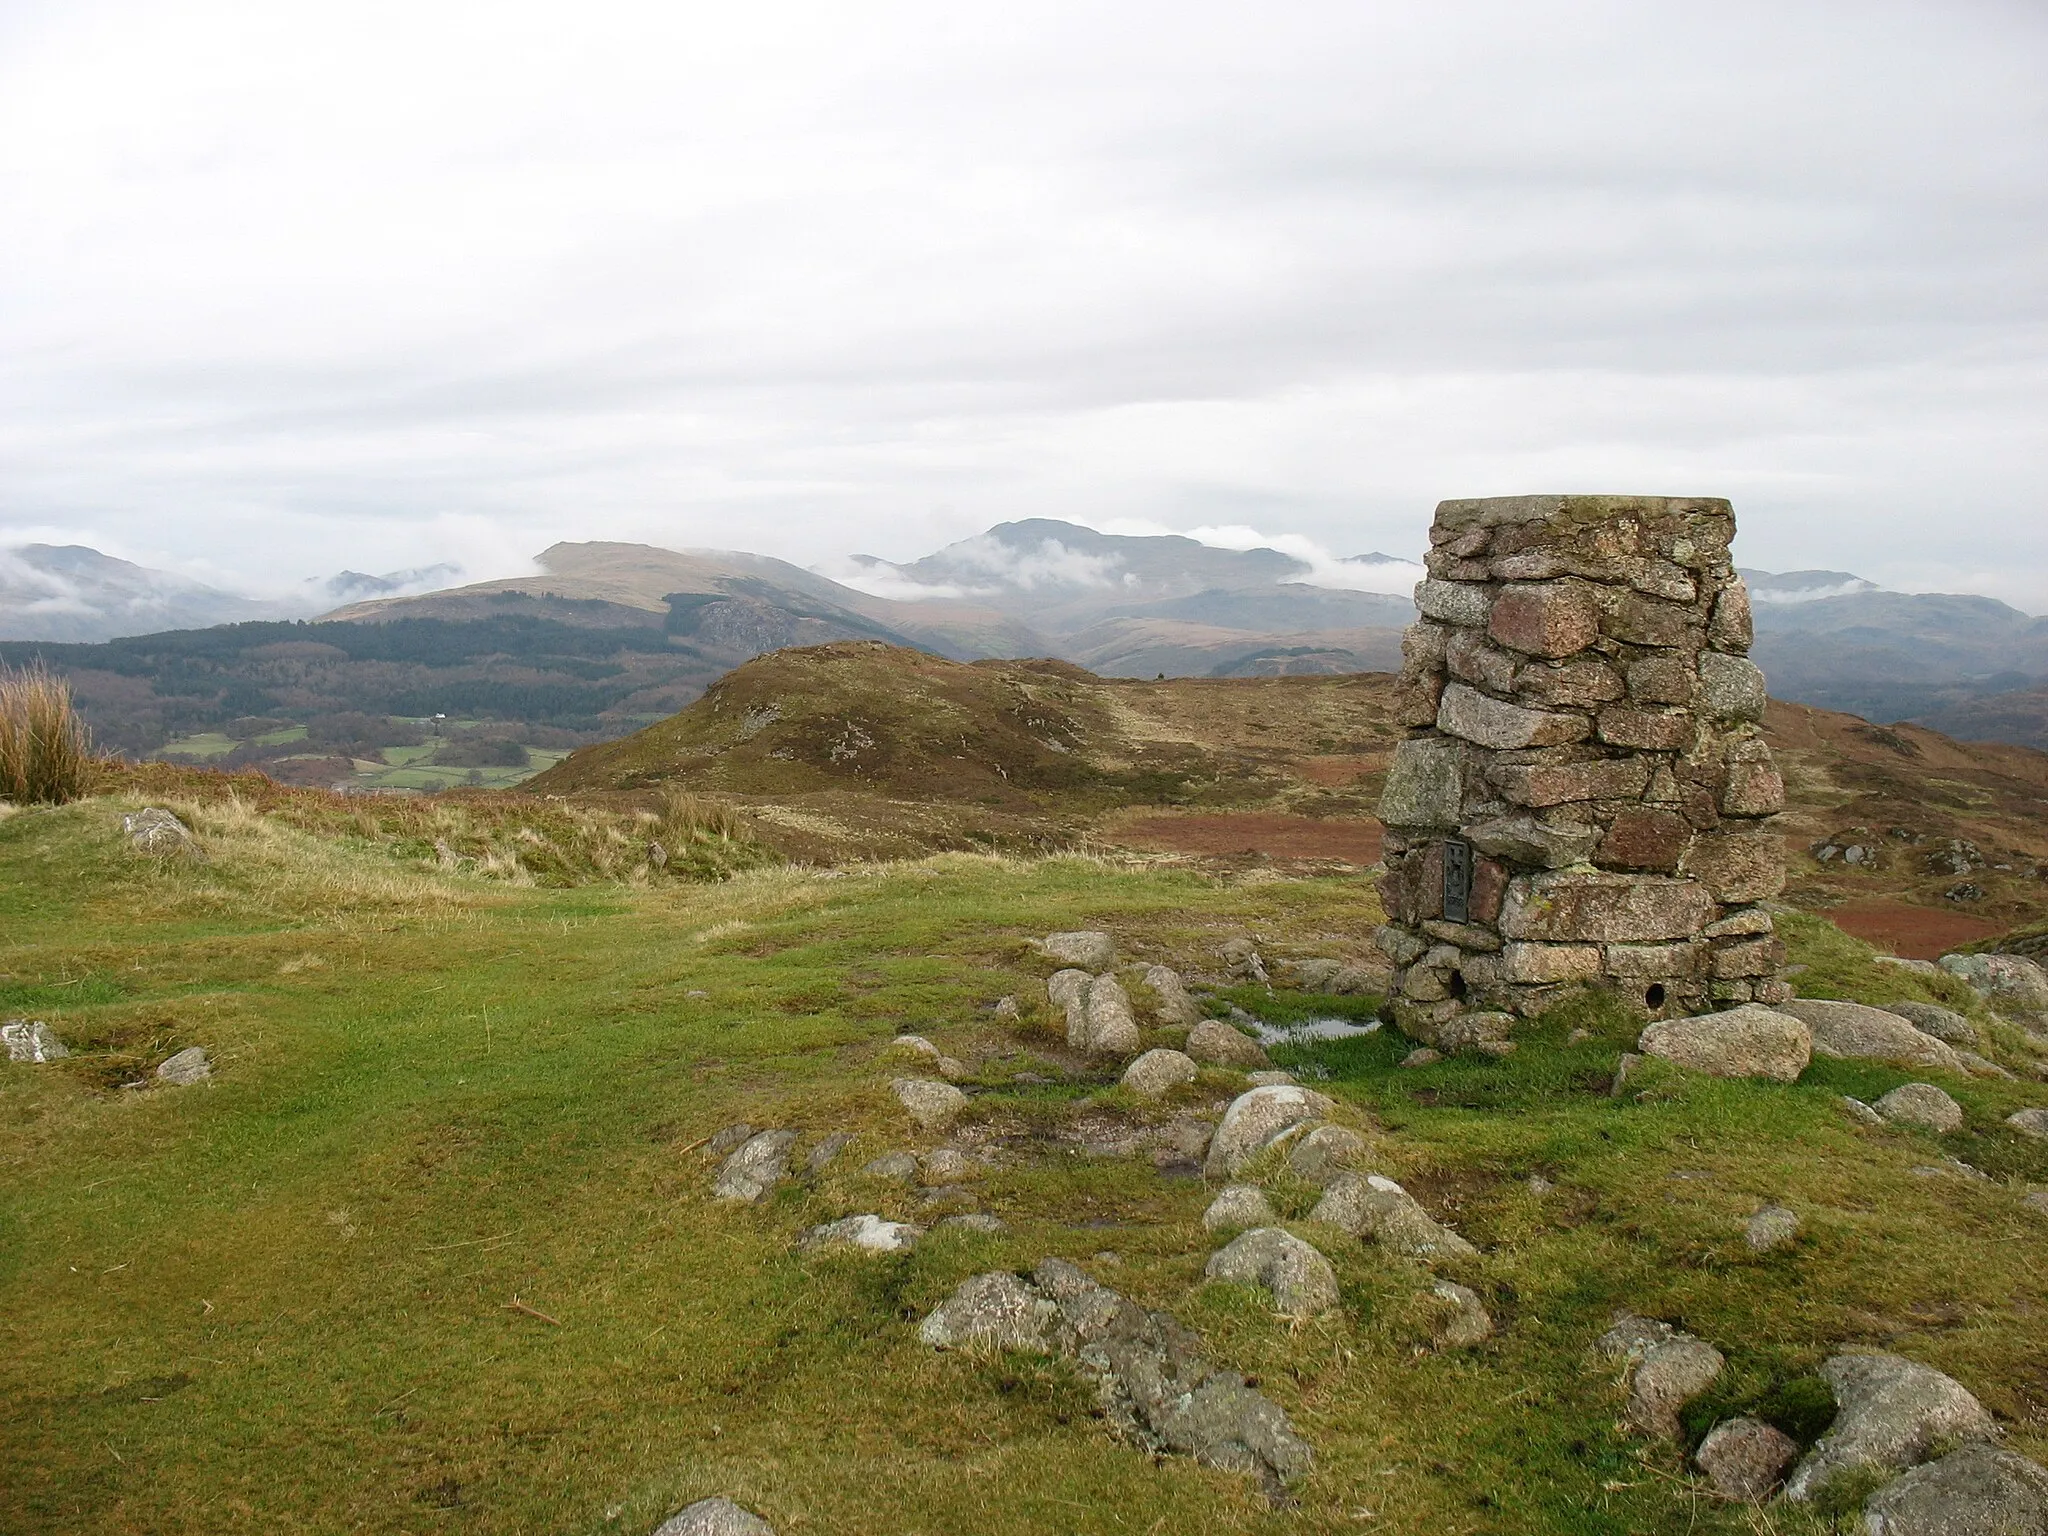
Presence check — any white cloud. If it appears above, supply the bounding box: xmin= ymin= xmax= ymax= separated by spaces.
xmin=0 ymin=0 xmax=2042 ymax=605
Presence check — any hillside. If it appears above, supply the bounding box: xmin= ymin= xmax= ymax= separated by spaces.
xmin=5 ymin=752 xmax=2047 ymax=1534
xmin=527 ymin=642 xmax=2048 ymax=953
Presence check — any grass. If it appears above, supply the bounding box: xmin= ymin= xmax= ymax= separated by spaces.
xmin=2 ymin=792 xmax=2045 ymax=1534
xmin=0 ymin=663 xmax=95 ymax=805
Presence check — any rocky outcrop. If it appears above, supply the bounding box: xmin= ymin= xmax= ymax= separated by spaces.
xmin=1311 ymin=1173 xmax=1477 ymax=1264
xmin=651 ymin=1497 xmax=775 ymax=1535
xmin=1784 ymin=1352 xmax=1996 ymax=1502
xmin=1743 ymin=1204 xmax=1800 ymax=1253
xmin=1940 ymin=952 xmax=2048 ymax=1016
xmin=1882 ymin=1001 xmax=1978 ymax=1046
xmin=1141 ymin=965 xmax=1205 ymax=1027
xmin=890 ymin=1077 xmax=969 ymax=1131
xmin=1203 ymin=1228 xmax=1341 ymax=1319
xmin=798 ymin=1214 xmax=922 ymax=1253
xmin=921 ymin=1259 xmax=1313 ymax=1488
xmin=1636 ymin=1004 xmax=1810 ymax=1081
xmin=1121 ymin=1048 xmax=1197 ymax=1099
xmin=1185 ymin=1020 xmax=1270 ymax=1070
xmin=123 ymin=807 xmax=199 ymax=857
xmin=1779 ymin=999 xmax=1971 ymax=1073
xmin=156 ymin=1046 xmax=211 ymax=1085
xmin=1203 ymin=1185 xmax=1278 ymax=1231
xmin=1041 ymin=931 xmax=1115 ymax=970
xmin=1862 ymin=1443 xmax=2048 ymax=1535
xmin=1694 ymin=1417 xmax=1797 ymax=1503
xmin=1203 ymin=1085 xmax=1335 ymax=1178
xmin=1597 ymin=1313 xmax=1725 ymax=1441
xmin=1873 ymin=1083 xmax=1965 ymax=1134
xmin=3 ymin=1020 xmax=68 ymax=1062
xmin=1079 ymin=975 xmax=1141 ymax=1057
xmin=713 ymin=1130 xmax=798 ymax=1203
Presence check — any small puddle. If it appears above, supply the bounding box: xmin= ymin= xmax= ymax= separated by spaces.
xmin=1248 ymin=1017 xmax=1382 ymax=1046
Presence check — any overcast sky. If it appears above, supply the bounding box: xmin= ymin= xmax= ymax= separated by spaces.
xmin=2 ymin=0 xmax=2043 ymax=607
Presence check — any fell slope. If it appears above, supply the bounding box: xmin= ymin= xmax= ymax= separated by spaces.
xmin=531 ymin=643 xmax=2048 ymax=947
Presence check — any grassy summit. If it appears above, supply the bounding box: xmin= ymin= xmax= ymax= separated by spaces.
xmin=3 ymin=777 xmax=2046 ymax=1534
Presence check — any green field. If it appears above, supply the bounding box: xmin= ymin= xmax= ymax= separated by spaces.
xmin=2 ymin=791 xmax=2044 ymax=1534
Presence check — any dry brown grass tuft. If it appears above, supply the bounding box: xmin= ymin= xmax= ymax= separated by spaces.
xmin=0 ymin=663 xmax=94 ymax=805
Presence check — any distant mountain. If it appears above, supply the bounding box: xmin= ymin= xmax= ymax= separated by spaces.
xmin=0 ymin=544 xmax=280 ymax=642
xmin=0 ymin=544 xmax=478 ymax=644
xmin=1739 ymin=568 xmax=1880 ymax=603
xmin=850 ymin=518 xmax=1421 ymax=628
xmin=1747 ymin=583 xmax=2048 ymax=733
xmin=315 ymin=565 xmax=464 ymax=605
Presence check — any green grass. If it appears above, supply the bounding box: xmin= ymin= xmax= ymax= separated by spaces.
xmin=2 ymin=797 xmax=2045 ymax=1534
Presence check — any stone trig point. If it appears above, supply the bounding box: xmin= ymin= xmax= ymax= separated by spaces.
xmin=1375 ymin=495 xmax=1788 ymax=1043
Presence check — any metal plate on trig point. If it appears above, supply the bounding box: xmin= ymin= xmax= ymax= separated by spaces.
xmin=1442 ymin=839 xmax=1471 ymax=923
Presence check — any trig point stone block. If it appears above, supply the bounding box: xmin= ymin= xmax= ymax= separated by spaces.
xmin=1376 ymin=495 xmax=1787 ymax=1044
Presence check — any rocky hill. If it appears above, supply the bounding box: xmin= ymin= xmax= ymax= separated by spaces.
xmin=527 ymin=642 xmax=2048 ymax=953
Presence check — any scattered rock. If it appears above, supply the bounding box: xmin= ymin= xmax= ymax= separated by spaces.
xmin=1862 ymin=1442 xmax=2048 ymax=1535
xmin=1311 ymin=1173 xmax=1478 ymax=1264
xmin=992 ymin=995 xmax=1020 ymax=1022
xmin=1121 ymin=1048 xmax=1198 ymax=1099
xmin=804 ymin=1132 xmax=855 ymax=1175
xmin=937 ymin=1056 xmax=970 ymax=1081
xmin=891 ymin=1077 xmax=969 ymax=1131
xmin=1597 ymin=1313 xmax=1725 ymax=1440
xmin=1204 ymin=1227 xmax=1342 ymax=1319
xmin=919 ymin=1270 xmax=1071 ymax=1353
xmin=156 ymin=1046 xmax=211 ymax=1086
xmin=1286 ymin=1124 xmax=1368 ymax=1186
xmin=1636 ymin=1005 xmax=1811 ymax=1081
xmin=651 ymin=1496 xmax=776 ymax=1536
xmin=890 ymin=1034 xmax=942 ymax=1061
xmin=1842 ymin=1095 xmax=1886 ymax=1125
xmin=798 ymin=1214 xmax=922 ymax=1253
xmin=1244 ymin=1070 xmax=1296 ymax=1086
xmin=706 ymin=1123 xmax=754 ymax=1156
xmin=2 ymin=1020 xmax=68 ymax=1062
xmin=1185 ymin=1019 xmax=1270 ymax=1070
xmin=935 ymin=1212 xmax=1008 ymax=1235
xmin=1142 ymin=965 xmax=1205 ymax=1027
xmin=1779 ymin=999 xmax=1970 ymax=1073
xmin=713 ymin=1130 xmax=797 ymax=1203
xmin=1527 ymin=1174 xmax=1554 ymax=1195
xmin=1882 ymin=1001 xmax=1978 ymax=1046
xmin=1042 ymin=931 xmax=1116 ymax=971
xmin=1438 ymin=1011 xmax=1517 ymax=1054
xmin=1203 ymin=1185 xmax=1278 ymax=1231
xmin=1399 ymin=1048 xmax=1442 ymax=1068
xmin=1873 ymin=1082 xmax=1965 ymax=1134
xmin=1220 ymin=937 xmax=1269 ymax=985
xmin=1784 ymin=1352 xmax=1996 ymax=1502
xmin=923 ymin=1260 xmax=1313 ymax=1488
xmin=1080 ymin=975 xmax=1141 ymax=1058
xmin=1427 ymin=1281 xmax=1492 ymax=1348
xmin=1203 ymin=1084 xmax=1336 ymax=1178
xmin=921 ymin=1147 xmax=983 ymax=1185
xmin=122 ymin=807 xmax=198 ymax=857
xmin=2026 ymin=1189 xmax=2048 ymax=1214
xmin=1939 ymin=952 xmax=2048 ymax=1015
xmin=860 ymin=1152 xmax=919 ymax=1182
xmin=918 ymin=1185 xmax=981 ymax=1216
xmin=1743 ymin=1204 xmax=1800 ymax=1253
xmin=1694 ymin=1417 xmax=1798 ymax=1504
xmin=2008 ymin=1108 xmax=2048 ymax=1139
xmin=1048 ymin=969 xmax=1093 ymax=1039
